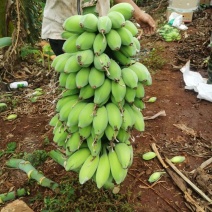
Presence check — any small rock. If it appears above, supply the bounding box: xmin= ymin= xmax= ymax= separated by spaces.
xmin=1 ymin=200 xmax=34 ymax=212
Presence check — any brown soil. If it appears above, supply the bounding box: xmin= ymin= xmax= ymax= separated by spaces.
xmin=0 ymin=4 xmax=212 ymax=212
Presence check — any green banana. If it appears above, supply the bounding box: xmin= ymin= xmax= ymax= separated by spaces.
xmin=61 ymin=31 xmax=75 ymax=39
xmin=120 ymin=45 xmax=137 ymax=57
xmin=107 ymin=59 xmax=121 ymax=82
xmin=79 ymin=125 xmax=92 ymax=140
xmin=53 ymin=125 xmax=68 ymax=147
xmin=65 ymin=72 xmax=77 ymax=90
xmin=63 ymin=15 xmax=85 ymax=34
xmin=61 ymin=89 xmax=79 ymax=97
xmin=65 ymin=148 xmax=91 ymax=171
xmin=133 ymin=97 xmax=145 ymax=110
xmin=87 ymin=136 xmax=102 ymax=156
xmin=51 ymin=53 xmax=72 ymax=69
xmin=76 ymin=31 xmax=96 ymax=50
xmin=78 ymin=84 xmax=94 ymax=100
xmin=59 ymin=72 xmax=69 ymax=87
xmin=66 ymin=101 xmax=87 ymax=127
xmin=111 ymin=78 xmax=126 ymax=103
xmin=94 ymin=78 xmax=111 ymax=105
xmin=121 ymin=105 xmax=134 ymax=131
xmin=80 ymin=13 xmax=98 ymax=32
xmin=97 ymin=16 xmax=112 ymax=34
xmin=116 ymin=128 xmax=131 ymax=143
xmin=95 ymin=147 xmax=111 ymax=188
xmin=121 ymin=67 xmax=138 ymax=89
xmin=93 ymin=106 xmax=108 ymax=136
xmin=55 ymin=54 xmax=72 ymax=72
xmin=56 ymin=95 xmax=78 ymax=112
xmin=132 ymin=37 xmax=140 ymax=53
xmin=106 ymin=102 xmax=122 ymax=131
xmin=107 ymin=11 xmax=126 ymax=29
xmin=105 ymin=124 xmax=117 ymax=141
xmin=108 ymin=148 xmax=128 ymax=184
xmin=59 ymin=98 xmax=79 ymax=122
xmin=109 ymin=3 xmax=134 ymax=20
xmin=78 ymin=103 xmax=96 ymax=128
xmin=116 ymin=27 xmax=134 ymax=46
xmin=67 ymin=125 xmax=79 ymax=134
xmin=76 ymin=67 xmax=90 ymax=89
xmin=79 ymin=155 xmax=99 ymax=184
xmin=62 ymin=34 xmax=79 ymax=53
xmin=106 ymin=29 xmax=122 ymax=51
xmin=125 ymin=86 xmax=136 ymax=104
xmin=76 ymin=49 xmax=94 ymax=67
xmin=93 ymin=33 xmax=107 ymax=56
xmin=64 ymin=54 xmax=82 ymax=73
xmin=124 ymin=20 xmax=138 ymax=36
xmin=66 ymin=132 xmax=83 ymax=152
xmin=135 ymin=83 xmax=145 ymax=99
xmin=115 ymin=143 xmax=132 ymax=169
xmin=49 ymin=113 xmax=59 ymax=127
xmin=131 ymin=105 xmax=145 ymax=132
xmin=111 ymin=50 xmax=134 ymax=66
xmin=94 ymin=53 xmax=111 ymax=73
xmin=129 ymin=62 xmax=152 ymax=85
xmin=89 ymin=67 xmax=105 ymax=89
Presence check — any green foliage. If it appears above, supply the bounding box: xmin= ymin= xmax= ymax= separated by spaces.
xmin=38 ymin=178 xmax=134 ymax=212
xmin=140 ymin=46 xmax=167 ymax=72
xmin=20 ymin=0 xmax=45 ymax=44
xmin=0 ymin=142 xmax=17 ymax=158
xmin=0 ymin=37 xmax=12 ymax=48
xmin=20 ymin=45 xmax=41 ymax=60
xmin=23 ymin=150 xmax=48 ymax=167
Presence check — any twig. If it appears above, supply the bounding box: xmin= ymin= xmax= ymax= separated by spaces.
xmin=190 ymin=157 xmax=212 ymax=174
xmin=165 ymin=158 xmax=212 ymax=203
xmin=128 ymin=172 xmax=178 ymax=211
xmin=151 ymin=143 xmax=206 ymax=212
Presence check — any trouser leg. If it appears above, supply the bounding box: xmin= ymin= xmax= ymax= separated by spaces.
xmin=49 ymin=39 xmax=65 ymax=56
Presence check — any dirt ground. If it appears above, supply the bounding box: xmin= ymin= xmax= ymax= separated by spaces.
xmin=0 ymin=3 xmax=212 ymax=212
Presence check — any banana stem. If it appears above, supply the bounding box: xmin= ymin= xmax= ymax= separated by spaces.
xmin=6 ymin=159 xmax=59 ymax=193
xmin=49 ymin=150 xmax=67 ymax=168
xmin=0 ymin=188 xmax=28 ymax=203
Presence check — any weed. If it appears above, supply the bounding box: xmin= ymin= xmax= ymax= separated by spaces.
xmin=23 ymin=150 xmax=48 ymax=167
xmin=140 ymin=46 xmax=167 ymax=73
xmin=0 ymin=142 xmax=17 ymax=158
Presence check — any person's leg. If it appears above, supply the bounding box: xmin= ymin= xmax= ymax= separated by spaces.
xmin=49 ymin=39 xmax=65 ymax=56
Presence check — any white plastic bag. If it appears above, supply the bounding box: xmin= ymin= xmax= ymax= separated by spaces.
xmin=180 ymin=60 xmax=212 ymax=102
xmin=168 ymin=12 xmax=188 ymax=30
